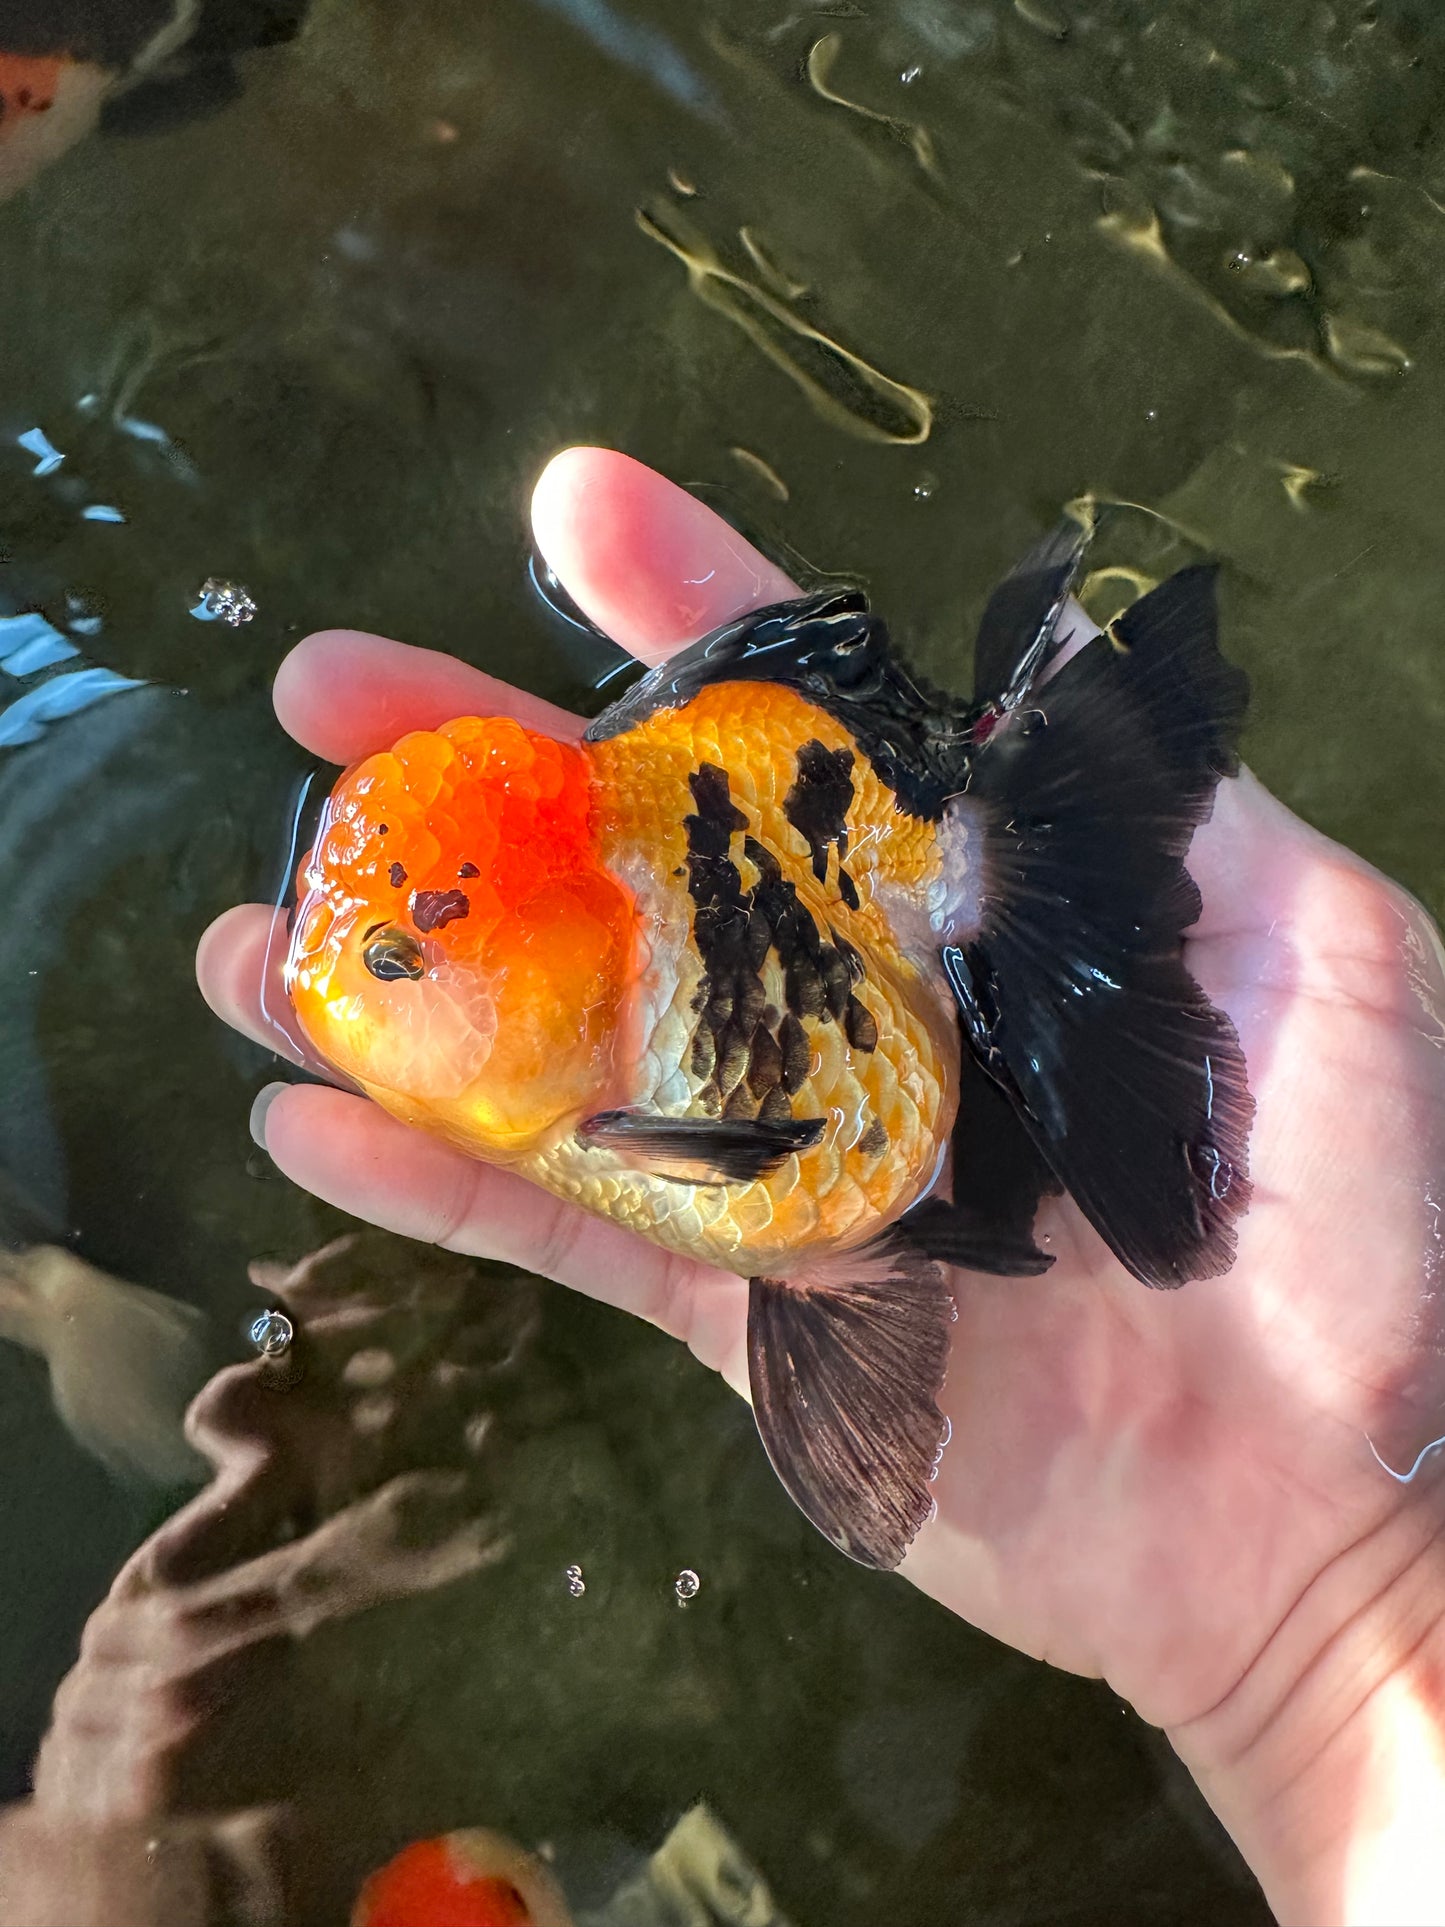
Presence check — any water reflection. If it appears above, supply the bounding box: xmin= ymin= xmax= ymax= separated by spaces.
xmin=0 ymin=1233 xmax=793 ymax=1925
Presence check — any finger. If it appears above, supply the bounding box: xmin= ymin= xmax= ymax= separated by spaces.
xmin=273 ymin=631 xmax=582 ymax=765
xmin=531 ymin=445 xmax=798 ymax=661
xmin=195 ymin=903 xmax=339 ymax=1076
xmin=254 ymin=1083 xmax=748 ymax=1369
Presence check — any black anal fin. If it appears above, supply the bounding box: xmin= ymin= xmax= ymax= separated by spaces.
xmin=958 ymin=562 xmax=1253 ymax=1287
xmin=901 ymin=1068 xmax=1061 ymax=1276
xmin=577 ymin=1111 xmax=825 ymax=1184
xmin=748 ymin=1243 xmax=954 ymax=1569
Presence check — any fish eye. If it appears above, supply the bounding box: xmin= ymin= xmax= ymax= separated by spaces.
xmin=361 ymin=925 xmax=425 ymax=982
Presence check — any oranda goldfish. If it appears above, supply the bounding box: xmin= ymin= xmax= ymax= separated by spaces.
xmin=285 ymin=523 xmax=1253 ymax=1568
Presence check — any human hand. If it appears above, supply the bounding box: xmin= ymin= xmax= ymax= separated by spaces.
xmin=198 ymin=449 xmax=1445 ymax=1924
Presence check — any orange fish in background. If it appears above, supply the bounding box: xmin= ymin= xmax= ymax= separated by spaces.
xmin=351 ymin=1831 xmax=572 ymax=1927
xmin=286 ymin=522 xmax=1254 ymax=1569
xmin=0 ymin=1 xmax=310 ymax=199
xmin=0 ymin=51 xmax=62 ymax=125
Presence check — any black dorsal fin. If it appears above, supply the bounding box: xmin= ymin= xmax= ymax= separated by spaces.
xmin=947 ymin=564 xmax=1253 ymax=1287
xmin=748 ymin=1241 xmax=954 ymax=1569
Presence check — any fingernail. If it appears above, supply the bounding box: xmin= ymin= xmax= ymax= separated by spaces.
xmin=249 ymin=1081 xmax=288 ymax=1150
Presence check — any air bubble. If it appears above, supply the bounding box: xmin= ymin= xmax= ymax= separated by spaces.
xmin=565 ymin=1564 xmax=586 ymax=1597
xmin=249 ymin=1308 xmax=293 ymax=1357
xmin=674 ymin=1567 xmax=701 ymax=1604
xmin=192 ymin=578 xmax=257 ymax=627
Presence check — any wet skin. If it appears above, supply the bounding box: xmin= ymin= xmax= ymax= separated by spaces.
xmin=199 ymin=447 xmax=1445 ymax=1923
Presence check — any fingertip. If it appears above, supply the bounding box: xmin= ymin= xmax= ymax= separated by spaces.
xmin=530 ymin=445 xmax=797 ymax=660
xmin=271 ymin=629 xmax=352 ymax=742
xmin=195 ymin=901 xmax=331 ymax=1073
xmin=272 ymin=628 xmax=579 ymax=761
xmin=529 ymin=444 xmax=610 ymax=550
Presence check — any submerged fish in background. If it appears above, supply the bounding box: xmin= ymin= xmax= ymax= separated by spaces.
xmin=0 ymin=0 xmax=311 ymax=200
xmin=352 ymin=1831 xmax=572 ymax=1927
xmin=349 ymin=1807 xmax=792 ymax=1927
xmin=283 ymin=522 xmax=1253 ymax=1568
xmin=0 ymin=1244 xmax=208 ymax=1485
xmin=0 ymin=661 xmax=240 ymax=1489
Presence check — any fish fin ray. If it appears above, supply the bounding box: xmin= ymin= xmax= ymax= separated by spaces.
xmin=748 ymin=1243 xmax=953 ymax=1569
xmin=971 ymin=517 xmax=1091 ymax=707
xmin=952 ymin=563 xmax=1253 ymax=1286
xmin=577 ymin=1111 xmax=825 ymax=1184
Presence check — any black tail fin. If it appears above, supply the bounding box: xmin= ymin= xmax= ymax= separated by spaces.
xmin=949 ymin=563 xmax=1253 ymax=1287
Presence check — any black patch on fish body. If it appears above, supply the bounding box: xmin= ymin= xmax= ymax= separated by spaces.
xmin=680 ymin=769 xmax=880 ymax=1125
xmin=778 ymin=1014 xmax=810 ymax=1094
xmin=411 ymin=888 xmax=469 ymax=933
xmin=740 ymin=838 xmax=876 ymax=1055
xmin=459 ymin=861 xmax=480 ymax=879
xmin=784 ymin=739 xmax=854 ymax=884
xmin=388 ymin=861 xmax=407 ymax=889
xmin=844 ymin=995 xmax=878 ymax=1052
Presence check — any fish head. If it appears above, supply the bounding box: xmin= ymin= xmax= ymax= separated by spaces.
xmin=285 ymin=717 xmax=633 ymax=1158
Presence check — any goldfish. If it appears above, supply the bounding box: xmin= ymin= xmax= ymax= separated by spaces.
xmin=0 ymin=1243 xmax=208 ymax=1485
xmin=284 ymin=522 xmax=1253 ymax=1568
xmin=0 ymin=1 xmax=310 ymax=202
xmin=351 ymin=1831 xmax=571 ymax=1927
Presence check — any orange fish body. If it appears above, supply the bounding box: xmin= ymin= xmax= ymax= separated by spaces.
xmin=285 ymin=533 xmax=1254 ymax=1567
xmin=287 ymin=683 xmax=958 ymax=1280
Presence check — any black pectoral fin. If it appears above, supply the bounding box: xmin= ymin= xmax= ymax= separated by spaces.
xmin=958 ymin=563 xmax=1254 ymax=1288
xmin=972 ymin=518 xmax=1091 ymax=709
xmin=748 ymin=1245 xmax=954 ymax=1570
xmin=577 ymin=1111 xmax=825 ymax=1184
xmin=901 ymin=1067 xmax=1060 ymax=1277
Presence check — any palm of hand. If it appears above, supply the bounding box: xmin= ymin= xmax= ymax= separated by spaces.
xmin=199 ymin=449 xmax=1445 ymax=1732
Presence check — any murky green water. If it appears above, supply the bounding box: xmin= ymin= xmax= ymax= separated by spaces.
xmin=2 ymin=0 xmax=1443 ymax=1918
